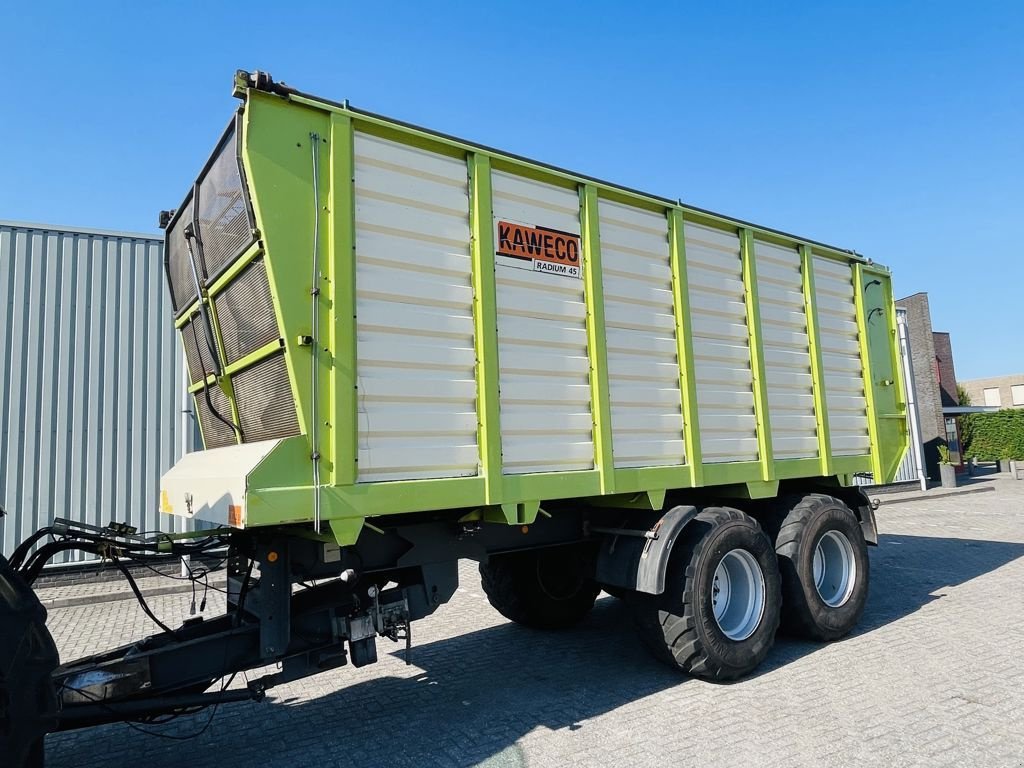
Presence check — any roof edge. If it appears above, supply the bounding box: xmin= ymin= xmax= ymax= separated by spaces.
xmin=0 ymin=219 xmax=162 ymax=242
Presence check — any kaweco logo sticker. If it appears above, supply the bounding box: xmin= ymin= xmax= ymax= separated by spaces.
xmin=496 ymin=220 xmax=582 ymax=279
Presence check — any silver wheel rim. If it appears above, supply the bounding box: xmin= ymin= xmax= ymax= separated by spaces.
xmin=813 ymin=530 xmax=857 ymax=608
xmin=711 ymin=549 xmax=766 ymax=641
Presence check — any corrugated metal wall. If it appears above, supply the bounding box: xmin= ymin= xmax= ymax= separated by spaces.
xmin=0 ymin=221 xmax=193 ymax=563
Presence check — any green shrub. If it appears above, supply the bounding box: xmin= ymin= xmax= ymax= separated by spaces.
xmin=960 ymin=409 xmax=1024 ymax=460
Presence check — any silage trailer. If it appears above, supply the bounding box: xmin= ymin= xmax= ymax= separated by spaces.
xmin=0 ymin=70 xmax=907 ymax=767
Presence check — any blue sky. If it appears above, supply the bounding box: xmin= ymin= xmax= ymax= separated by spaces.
xmin=1 ymin=1 xmax=1021 ymax=379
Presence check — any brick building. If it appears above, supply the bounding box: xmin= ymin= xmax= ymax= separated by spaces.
xmin=960 ymin=374 xmax=1024 ymax=409
xmin=896 ymin=292 xmax=983 ymax=479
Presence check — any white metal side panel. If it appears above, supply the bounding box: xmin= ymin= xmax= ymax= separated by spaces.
xmin=353 ymin=133 xmax=478 ymax=481
xmin=599 ymin=200 xmax=683 ymax=468
xmin=813 ymin=256 xmax=870 ymax=456
xmin=754 ymin=240 xmax=818 ymax=460
xmin=492 ymin=171 xmax=593 ymax=474
xmin=684 ymin=223 xmax=758 ymax=463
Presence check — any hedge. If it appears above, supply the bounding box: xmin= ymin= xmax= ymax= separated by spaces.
xmin=960 ymin=409 xmax=1024 ymax=460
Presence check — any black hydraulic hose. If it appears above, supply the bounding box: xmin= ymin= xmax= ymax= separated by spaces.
xmin=7 ymin=526 xmax=54 ymax=570
xmin=186 ymin=319 xmax=243 ymax=442
xmin=18 ymin=541 xmax=178 ymax=637
xmin=202 ymin=376 xmax=244 ymax=442
xmin=184 ymin=187 xmax=221 ymax=381
xmin=107 ymin=551 xmax=178 ymax=637
xmin=182 ymin=184 xmax=243 ymax=443
xmin=20 ymin=540 xmax=104 ymax=583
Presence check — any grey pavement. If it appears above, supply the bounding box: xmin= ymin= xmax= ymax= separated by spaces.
xmin=44 ymin=477 xmax=1024 ymax=767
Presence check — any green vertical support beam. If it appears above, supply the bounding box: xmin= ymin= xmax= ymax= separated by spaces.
xmin=853 ymin=262 xmax=882 ymax=479
xmin=328 ymin=113 xmax=357 ymax=486
xmin=801 ymin=246 xmax=833 ymax=477
xmin=580 ymin=185 xmax=615 ymax=494
xmin=668 ymin=210 xmax=703 ymax=485
xmin=740 ymin=229 xmax=774 ymax=482
xmin=469 ymin=154 xmax=504 ymax=504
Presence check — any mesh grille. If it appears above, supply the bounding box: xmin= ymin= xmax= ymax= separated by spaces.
xmin=196 ymin=126 xmax=253 ymax=279
xmin=213 ymin=259 xmax=279 ymax=364
xmin=194 ymin=384 xmax=237 ymax=449
xmin=231 ymin=353 xmax=301 ymax=443
xmin=180 ymin=315 xmax=211 ymax=386
xmin=166 ymin=200 xmax=198 ymax=312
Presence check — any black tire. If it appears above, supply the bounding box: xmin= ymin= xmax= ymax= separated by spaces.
xmin=603 ymin=585 xmax=629 ymax=600
xmin=773 ymin=494 xmax=869 ymax=641
xmin=0 ymin=554 xmax=59 ymax=768
xmin=630 ymin=506 xmax=781 ymax=682
xmin=479 ymin=545 xmax=600 ymax=630
xmin=27 ymin=739 xmax=45 ymax=768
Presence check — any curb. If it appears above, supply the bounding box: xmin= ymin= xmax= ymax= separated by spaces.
xmin=876 ymin=485 xmax=996 ymax=506
xmin=40 ymin=579 xmax=227 ymax=610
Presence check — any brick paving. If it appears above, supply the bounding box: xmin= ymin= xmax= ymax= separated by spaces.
xmin=43 ymin=477 xmax=1024 ymax=767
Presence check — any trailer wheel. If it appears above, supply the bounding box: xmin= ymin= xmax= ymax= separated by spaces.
xmin=773 ymin=494 xmax=869 ymax=640
xmin=479 ymin=545 xmax=600 ymax=630
xmin=630 ymin=506 xmax=781 ymax=681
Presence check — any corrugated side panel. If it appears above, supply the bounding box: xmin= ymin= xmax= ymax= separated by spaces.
xmin=684 ymin=223 xmax=758 ymax=463
xmin=353 ymin=133 xmax=478 ymax=482
xmin=599 ymin=200 xmax=683 ymax=468
xmin=0 ymin=223 xmax=193 ymax=564
xmin=754 ymin=240 xmax=818 ymax=460
xmin=813 ymin=257 xmax=870 ymax=456
xmin=492 ymin=172 xmax=593 ymax=474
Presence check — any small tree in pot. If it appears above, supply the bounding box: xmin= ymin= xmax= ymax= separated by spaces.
xmin=938 ymin=445 xmax=957 ymax=488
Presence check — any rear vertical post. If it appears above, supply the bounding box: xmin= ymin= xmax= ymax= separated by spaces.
xmin=668 ymin=210 xmax=703 ymax=484
xmin=580 ymin=185 xmax=615 ymax=494
xmin=469 ymin=154 xmax=504 ymax=504
xmin=853 ymin=263 xmax=882 ymax=480
xmin=328 ymin=113 xmax=357 ymax=486
xmin=740 ymin=229 xmax=774 ymax=482
xmin=801 ymin=246 xmax=833 ymax=477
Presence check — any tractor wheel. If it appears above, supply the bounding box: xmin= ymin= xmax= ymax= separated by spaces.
xmin=480 ymin=544 xmax=600 ymax=630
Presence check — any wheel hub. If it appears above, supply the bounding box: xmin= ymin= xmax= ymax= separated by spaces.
xmin=812 ymin=530 xmax=857 ymax=607
xmin=710 ymin=549 xmax=766 ymax=641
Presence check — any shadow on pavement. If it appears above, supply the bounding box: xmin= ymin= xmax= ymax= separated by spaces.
xmin=860 ymin=533 xmax=1024 ymax=632
xmin=47 ymin=532 xmax=1024 ymax=768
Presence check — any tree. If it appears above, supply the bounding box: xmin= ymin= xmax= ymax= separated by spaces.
xmin=957 ymin=384 xmax=972 ymax=406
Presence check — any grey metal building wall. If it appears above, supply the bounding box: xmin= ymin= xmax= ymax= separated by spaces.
xmin=0 ymin=220 xmax=193 ymax=563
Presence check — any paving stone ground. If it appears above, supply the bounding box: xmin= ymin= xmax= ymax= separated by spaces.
xmin=43 ymin=477 xmax=1024 ymax=767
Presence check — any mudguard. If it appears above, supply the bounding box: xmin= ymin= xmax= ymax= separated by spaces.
xmin=0 ymin=552 xmax=60 ymax=768
xmin=594 ymin=505 xmax=699 ymax=595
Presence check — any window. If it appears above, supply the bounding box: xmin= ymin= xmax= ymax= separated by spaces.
xmin=983 ymin=388 xmax=1002 ymax=407
xmin=944 ymin=417 xmax=961 ymax=465
xmin=1012 ymin=384 xmax=1024 ymax=406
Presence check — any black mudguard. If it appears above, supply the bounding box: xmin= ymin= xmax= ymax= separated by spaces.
xmin=0 ymin=552 xmax=60 ymax=768
xmin=594 ymin=505 xmax=699 ymax=595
